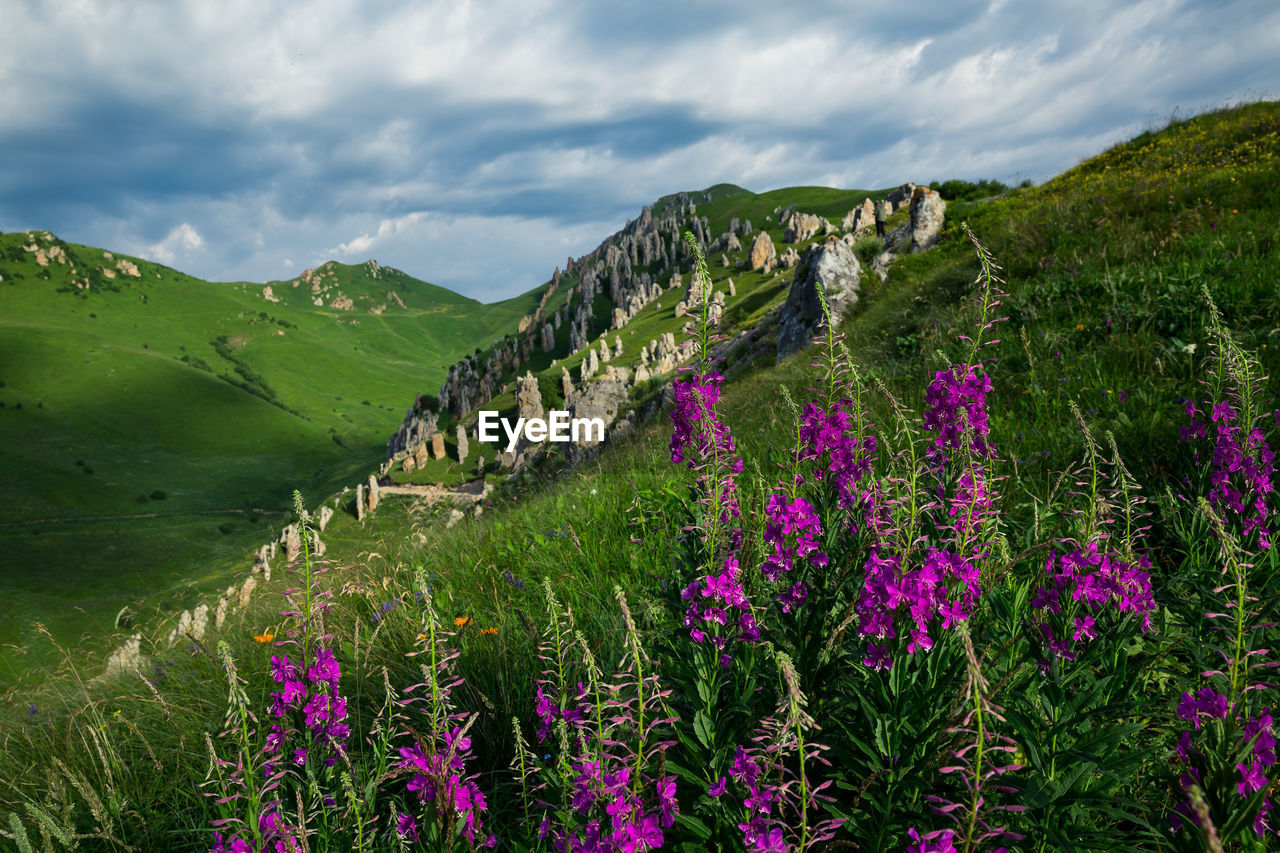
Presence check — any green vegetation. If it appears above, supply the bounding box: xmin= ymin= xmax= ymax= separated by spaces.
xmin=0 ymin=250 xmax=531 ymax=672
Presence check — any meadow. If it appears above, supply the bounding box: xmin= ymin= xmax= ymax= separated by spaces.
xmin=2 ymin=101 xmax=1280 ymax=852
xmin=0 ymin=248 xmax=541 ymax=674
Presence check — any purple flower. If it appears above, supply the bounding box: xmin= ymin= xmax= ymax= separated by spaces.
xmin=708 ymin=776 xmax=728 ymax=797
xmin=1238 ymin=759 xmax=1269 ymax=796
xmin=396 ymin=811 xmax=418 ymax=841
xmin=907 ymin=827 xmax=959 ymax=853
xmin=922 ymin=364 xmax=993 ymax=463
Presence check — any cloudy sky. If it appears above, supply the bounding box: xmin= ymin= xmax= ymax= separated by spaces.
xmin=2 ymin=0 xmax=1277 ymax=301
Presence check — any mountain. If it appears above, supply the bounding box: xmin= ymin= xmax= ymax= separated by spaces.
xmin=0 ymin=239 xmax=525 ymax=669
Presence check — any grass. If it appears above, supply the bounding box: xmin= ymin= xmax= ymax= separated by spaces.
xmin=1 ymin=100 xmax=1279 ymax=852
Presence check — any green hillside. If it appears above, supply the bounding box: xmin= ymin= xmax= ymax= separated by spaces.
xmin=3 ymin=102 xmax=1280 ymax=852
xmin=0 ymin=240 xmax=526 ymax=672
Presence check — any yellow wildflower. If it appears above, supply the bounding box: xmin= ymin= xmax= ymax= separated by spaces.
xmin=253 ymin=632 xmax=274 ymax=643
xmin=1075 ymin=323 xmax=1085 ymax=331
xmin=481 ymin=627 xmax=498 ymax=636
xmin=454 ymin=616 xmax=472 ymax=628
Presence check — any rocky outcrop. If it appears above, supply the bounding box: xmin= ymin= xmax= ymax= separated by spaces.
xmin=750 ymin=231 xmax=777 ymax=273
xmin=431 ymin=432 xmax=446 ymax=461
xmin=456 ymin=424 xmax=470 ymax=461
xmin=387 ymin=406 xmax=438 ymax=458
xmin=777 ymin=236 xmax=862 ymax=359
xmin=910 ymin=186 xmax=946 ymax=252
xmin=782 ymin=211 xmax=831 ymax=243
xmin=516 ymin=371 xmax=544 ymax=421
xmin=842 ymin=198 xmax=877 ymax=234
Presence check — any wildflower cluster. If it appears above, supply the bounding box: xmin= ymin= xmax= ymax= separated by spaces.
xmin=1029 ymin=542 xmax=1156 ymax=663
xmin=679 ymin=555 xmax=759 ymax=663
xmin=856 ymin=365 xmax=998 ymax=664
xmin=528 ymin=589 xmax=678 ymax=852
xmin=922 ymin=364 xmax=994 ymax=464
xmin=1172 ymin=693 xmax=1278 ymax=837
xmin=670 ymin=371 xmax=744 ymax=523
xmin=713 ymin=654 xmax=843 ymax=852
xmin=265 ymin=647 xmax=350 ymax=771
xmin=797 ymin=399 xmax=877 ymax=516
xmin=1181 ymin=396 xmax=1276 ymax=549
xmin=396 ymin=592 xmax=495 ymax=849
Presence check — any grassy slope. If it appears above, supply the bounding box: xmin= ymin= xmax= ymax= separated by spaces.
xmin=0 ymin=245 xmax=526 ymax=671
xmin=2 ymin=102 xmax=1278 ymax=850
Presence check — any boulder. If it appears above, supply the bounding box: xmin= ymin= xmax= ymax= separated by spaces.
xmin=541 ymin=323 xmax=555 ymax=351
xmin=317 ymin=505 xmax=334 ymax=532
xmin=567 ymin=375 xmax=629 ymax=447
xmin=777 ymin=236 xmax=862 ymax=359
xmin=431 ymin=432 xmax=446 ymax=461
xmin=367 ymin=475 xmax=380 ymax=513
xmin=749 ymin=231 xmax=776 ymax=272
xmin=356 ymin=484 xmax=365 ymax=520
xmin=910 ymin=186 xmax=946 ymax=252
xmin=103 ymin=634 xmax=146 ymax=679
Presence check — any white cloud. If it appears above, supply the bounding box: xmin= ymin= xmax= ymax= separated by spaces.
xmin=143 ymin=222 xmax=204 ymax=266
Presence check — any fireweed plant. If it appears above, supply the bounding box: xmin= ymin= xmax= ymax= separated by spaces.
xmin=516 ymin=580 xmax=678 ymax=852
xmin=395 ymin=572 xmax=496 ymax=850
xmin=1165 ymin=288 xmax=1280 ymax=849
xmin=203 ymin=493 xmax=363 ymax=852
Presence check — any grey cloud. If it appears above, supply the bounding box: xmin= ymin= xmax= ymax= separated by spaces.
xmin=1 ymin=0 xmax=1277 ymax=299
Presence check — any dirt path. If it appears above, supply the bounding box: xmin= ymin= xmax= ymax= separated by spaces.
xmin=377 ymin=478 xmax=491 ymax=504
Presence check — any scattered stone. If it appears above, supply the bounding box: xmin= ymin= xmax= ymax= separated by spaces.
xmin=456 ymin=424 xmax=469 ymax=461
xmin=318 ymin=506 xmax=334 ymax=532
xmin=403 ymin=455 xmax=417 ymax=473
xmin=446 ymin=508 xmax=465 ymax=528
xmin=562 ymin=367 xmax=575 ymax=399
xmin=282 ymin=524 xmax=301 ymax=562
xmin=238 ymin=575 xmax=257 ymax=609
xmin=190 ymin=604 xmax=210 ymax=641
xmin=356 ymin=484 xmax=365 ymax=520
xmin=728 ymin=278 xmax=736 ymax=297
xmin=103 ymin=634 xmax=145 ymax=679
xmin=367 ymin=475 xmax=380 ymax=513
xmin=431 ymin=432 xmax=446 ymax=461
xmin=541 ymin=323 xmax=555 ymax=351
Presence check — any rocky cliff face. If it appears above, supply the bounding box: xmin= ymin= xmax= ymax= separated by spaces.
xmin=388 ymin=181 xmax=947 ymax=470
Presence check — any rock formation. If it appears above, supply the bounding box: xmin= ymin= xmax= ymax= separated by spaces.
xmin=910 ymin=186 xmax=947 ymax=252
xmin=750 ymin=231 xmax=777 ymax=273
xmin=777 ymin=236 xmax=862 ymax=358
xmin=456 ymin=424 xmax=469 ymax=461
